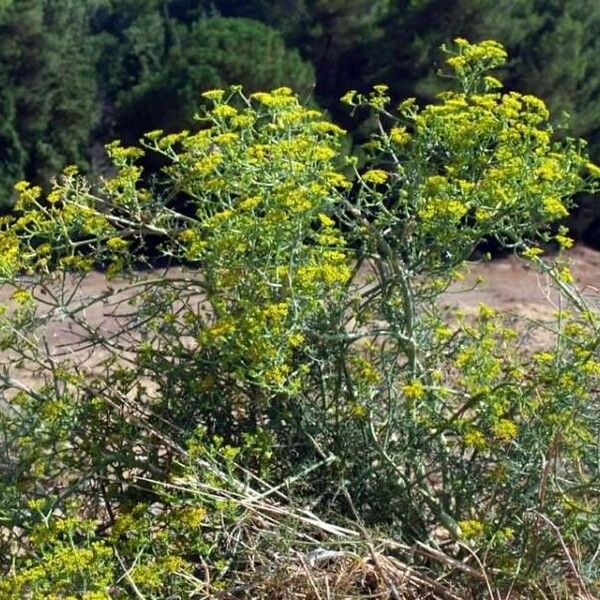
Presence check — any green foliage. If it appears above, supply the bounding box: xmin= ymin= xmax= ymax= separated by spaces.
xmin=0 ymin=81 xmax=25 ymax=210
xmin=0 ymin=0 xmax=98 ymax=188
xmin=202 ymin=0 xmax=391 ymax=110
xmin=0 ymin=40 xmax=600 ymax=597
xmin=1 ymin=0 xmax=600 ymax=246
xmin=90 ymin=0 xmax=168 ymax=100
xmin=375 ymin=0 xmax=600 ymax=151
xmin=367 ymin=0 xmax=600 ymax=239
xmin=115 ymin=18 xmax=315 ymax=139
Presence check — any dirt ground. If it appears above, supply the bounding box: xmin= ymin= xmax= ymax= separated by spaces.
xmin=441 ymin=244 xmax=600 ymax=319
xmin=1 ymin=245 xmax=599 ymax=388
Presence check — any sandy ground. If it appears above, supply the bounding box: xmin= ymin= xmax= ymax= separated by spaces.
xmin=1 ymin=246 xmax=599 ymax=389
xmin=442 ymin=245 xmax=600 ymax=318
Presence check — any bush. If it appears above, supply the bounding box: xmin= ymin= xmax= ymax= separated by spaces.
xmin=0 ymin=39 xmax=599 ymax=598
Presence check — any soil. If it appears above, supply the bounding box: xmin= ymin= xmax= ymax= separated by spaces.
xmin=442 ymin=245 xmax=600 ymax=317
xmin=1 ymin=246 xmax=599 ymax=389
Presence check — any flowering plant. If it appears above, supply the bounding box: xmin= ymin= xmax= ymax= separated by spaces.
xmin=0 ymin=40 xmax=599 ymax=597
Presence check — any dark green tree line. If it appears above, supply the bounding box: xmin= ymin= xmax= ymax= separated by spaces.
xmin=0 ymin=0 xmax=97 ymax=207
xmin=114 ymin=17 xmax=315 ymax=142
xmin=0 ymin=0 xmax=599 ymax=236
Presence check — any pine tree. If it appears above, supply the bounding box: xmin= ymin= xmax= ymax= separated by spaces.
xmin=115 ymin=17 xmax=315 ymax=140
xmin=0 ymin=0 xmax=98 ymax=186
xmin=0 ymin=81 xmax=25 ymax=210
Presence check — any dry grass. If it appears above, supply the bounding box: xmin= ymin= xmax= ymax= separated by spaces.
xmin=139 ymin=455 xmax=598 ymax=600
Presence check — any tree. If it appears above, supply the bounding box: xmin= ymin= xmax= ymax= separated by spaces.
xmin=90 ymin=0 xmax=168 ymax=100
xmin=0 ymin=0 xmax=98 ymax=189
xmin=0 ymin=81 xmax=25 ymax=210
xmin=193 ymin=0 xmax=392 ymax=117
xmin=115 ymin=17 xmax=315 ymax=141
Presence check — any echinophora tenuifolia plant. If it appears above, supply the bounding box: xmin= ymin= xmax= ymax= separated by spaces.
xmin=0 ymin=39 xmax=599 ymax=598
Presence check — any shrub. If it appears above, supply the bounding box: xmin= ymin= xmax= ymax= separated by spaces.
xmin=0 ymin=39 xmax=599 ymax=598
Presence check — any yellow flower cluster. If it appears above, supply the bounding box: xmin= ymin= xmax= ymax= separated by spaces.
xmin=402 ymin=380 xmax=425 ymax=400
xmin=390 ymin=126 xmax=411 ymax=145
xmin=463 ymin=428 xmax=487 ymax=450
xmin=362 ymin=169 xmax=389 ymax=185
xmin=250 ymin=87 xmax=296 ymax=108
xmin=492 ymin=419 xmax=518 ymax=442
xmin=542 ymin=195 xmax=569 ymax=219
xmin=446 ymin=38 xmax=507 ymax=75
xmin=458 ymin=519 xmax=485 ymax=540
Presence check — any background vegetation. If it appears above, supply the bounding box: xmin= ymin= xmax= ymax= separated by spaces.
xmin=1 ymin=0 xmax=600 ymax=238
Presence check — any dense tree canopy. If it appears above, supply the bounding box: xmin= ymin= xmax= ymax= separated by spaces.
xmin=115 ymin=17 xmax=315 ymax=141
xmin=0 ymin=0 xmax=599 ymax=234
xmin=0 ymin=0 xmax=97 ymax=199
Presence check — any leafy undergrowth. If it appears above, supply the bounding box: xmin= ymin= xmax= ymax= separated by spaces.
xmin=2 ymin=447 xmax=596 ymax=599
